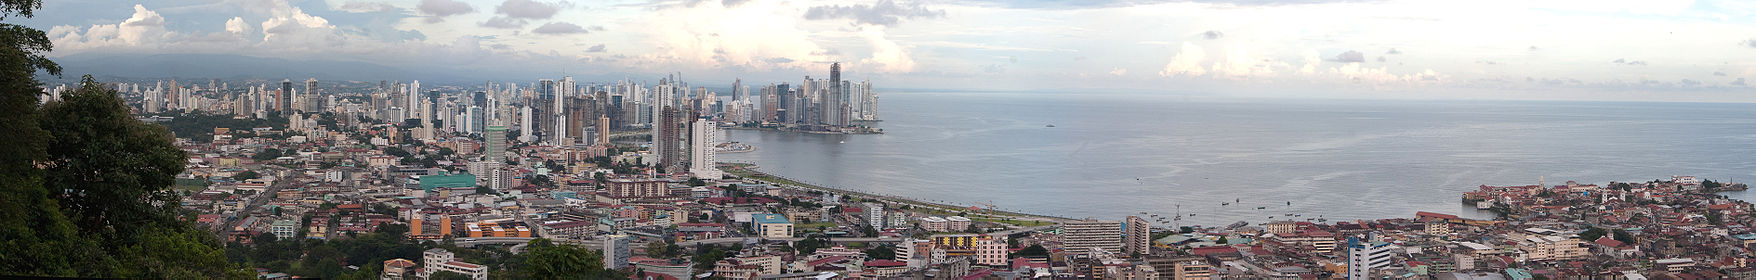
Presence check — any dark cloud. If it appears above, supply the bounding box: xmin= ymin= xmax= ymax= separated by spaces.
xmin=1611 ymin=58 xmax=1625 ymax=64
xmin=1384 ymin=48 xmax=1400 ymax=55
xmin=1528 ymin=45 xmax=1539 ymax=51
xmin=1376 ymin=56 xmax=1385 ymax=62
xmin=587 ymin=44 xmax=606 ymax=52
xmin=590 ymin=26 xmax=607 ymax=31
xmin=419 ymin=0 xmax=474 ymax=17
xmin=765 ymin=57 xmax=795 ymax=63
xmin=480 ymin=16 xmax=528 ymax=28
xmin=1715 ymin=71 xmax=1727 ymax=76
xmin=1745 ymin=39 xmax=1756 ymax=48
xmin=805 ymin=0 xmax=946 ymax=26
xmin=1329 ymin=50 xmax=1364 ymax=63
xmin=338 ymin=1 xmax=398 ymax=13
xmin=1681 ymin=79 xmax=1701 ymax=86
xmin=497 ymin=0 xmax=563 ymax=19
xmin=1626 ymin=60 xmax=1647 ymax=66
xmin=722 ymin=0 xmax=752 ymax=7
xmin=1476 ymin=60 xmax=1497 ymax=65
xmin=1201 ymin=30 xmax=1224 ymax=40
xmin=532 ymin=22 xmax=587 ymax=34
xmin=1735 ymin=78 xmax=1748 ymax=87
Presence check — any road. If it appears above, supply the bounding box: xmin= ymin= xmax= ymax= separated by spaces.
xmin=218 ymin=167 xmax=294 ymax=237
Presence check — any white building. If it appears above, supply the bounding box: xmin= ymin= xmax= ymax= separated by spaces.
xmin=421 ymin=248 xmax=487 ymax=280
xmin=1347 ymin=234 xmax=1394 ymax=280
xmin=864 ymin=202 xmax=886 ymax=229
xmin=688 ymin=119 xmax=721 ymax=179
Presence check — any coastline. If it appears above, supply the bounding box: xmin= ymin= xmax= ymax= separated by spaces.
xmin=718 ymin=162 xmax=1074 ymax=226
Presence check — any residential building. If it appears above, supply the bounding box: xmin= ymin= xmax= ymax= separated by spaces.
xmin=422 ymin=249 xmax=487 ymax=280
xmin=1126 ymin=215 xmax=1150 ymax=255
xmin=1347 ymin=234 xmax=1394 ymax=280
xmin=604 ymin=234 xmax=630 ymax=270
xmin=1064 ymin=218 xmax=1124 ymax=255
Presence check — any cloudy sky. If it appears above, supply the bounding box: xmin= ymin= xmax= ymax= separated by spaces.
xmin=17 ymin=0 xmax=1756 ymax=101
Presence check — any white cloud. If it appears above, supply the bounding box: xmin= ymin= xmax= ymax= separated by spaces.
xmin=225 ymin=17 xmax=252 ymax=35
xmin=1158 ymin=42 xmax=1207 ymax=77
xmin=335 ymin=1 xmax=397 ymax=13
xmin=1109 ymin=68 xmax=1127 ymax=76
xmin=49 ymin=4 xmax=171 ymax=50
xmin=859 ymin=26 xmax=916 ymax=73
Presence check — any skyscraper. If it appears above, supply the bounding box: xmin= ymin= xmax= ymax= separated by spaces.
xmin=689 ymin=118 xmax=720 ymax=179
xmin=597 ymin=115 xmax=610 ymax=146
xmin=279 ymin=79 xmax=292 ymax=117
xmin=304 ymin=78 xmax=319 ymax=113
xmin=657 ymin=106 xmax=682 ymax=173
xmin=485 ymin=125 xmax=507 ymax=190
xmin=827 ymin=62 xmax=843 ymax=126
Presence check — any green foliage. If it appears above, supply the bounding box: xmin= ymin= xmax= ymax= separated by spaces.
xmin=231 ymin=170 xmax=261 ymax=181
xmin=252 ymin=148 xmax=283 ymax=161
xmin=1578 ymin=227 xmax=1607 ymax=241
xmin=520 ymin=238 xmax=613 ymax=279
xmin=864 ymin=244 xmax=897 ymax=260
xmin=41 ymin=76 xmax=189 ymax=245
xmin=150 ymin=112 xmax=285 ymax=142
xmin=1012 ymin=245 xmax=1049 ymax=258
xmin=1703 ymin=180 xmax=1723 ymax=190
xmin=384 ymin=147 xmax=411 ymax=158
xmin=1611 ymin=229 xmax=1636 ymax=244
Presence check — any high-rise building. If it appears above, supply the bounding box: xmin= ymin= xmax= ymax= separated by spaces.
xmin=597 ymin=115 xmax=611 ymax=146
xmin=603 ymin=234 xmax=630 ymax=270
xmin=279 ymin=79 xmax=292 ymax=117
xmin=657 ymin=106 xmax=682 ymax=172
xmin=1125 ymin=216 xmax=1150 ymax=255
xmin=1346 ymin=234 xmax=1393 ymax=280
xmin=485 ymin=125 xmax=507 ymax=190
xmin=303 ymin=78 xmax=319 ymax=113
xmin=689 ymin=119 xmax=720 ymax=179
xmin=864 ymin=202 xmax=885 ymax=229
xmin=827 ymin=62 xmax=843 ymax=126
xmin=1063 ymin=218 xmax=1124 ymax=255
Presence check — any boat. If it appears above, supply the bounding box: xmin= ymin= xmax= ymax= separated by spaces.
xmin=1046 ymin=124 xmax=1056 ymax=127
xmin=1257 ymin=206 xmax=1266 ymax=210
xmin=1221 ymin=202 xmax=1229 ymax=206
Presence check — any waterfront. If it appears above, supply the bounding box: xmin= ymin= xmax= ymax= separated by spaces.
xmin=722 ymin=91 xmax=1756 ymax=226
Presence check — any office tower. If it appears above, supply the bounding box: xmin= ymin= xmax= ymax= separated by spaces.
xmin=167 ymin=79 xmax=178 ymax=111
xmin=1063 ymin=218 xmax=1124 ymax=255
xmin=689 ymin=119 xmax=719 ymax=179
xmin=657 ymin=106 xmax=682 ymax=172
xmin=279 ymin=79 xmax=292 ymax=117
xmin=467 ymin=106 xmax=484 ymax=134
xmin=775 ymin=84 xmax=792 ymax=123
xmin=603 ymin=234 xmax=630 ymax=270
xmin=1125 ymin=216 xmax=1150 ymax=255
xmin=1347 ymin=234 xmax=1393 ymax=280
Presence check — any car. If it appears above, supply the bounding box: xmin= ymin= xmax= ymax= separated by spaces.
xmin=463 ymin=238 xmax=477 ymax=242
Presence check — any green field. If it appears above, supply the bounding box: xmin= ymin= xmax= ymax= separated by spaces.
xmin=175 ymin=178 xmax=211 ymax=192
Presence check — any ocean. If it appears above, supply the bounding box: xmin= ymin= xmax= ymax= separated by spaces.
xmin=719 ymin=91 xmax=1756 ymax=227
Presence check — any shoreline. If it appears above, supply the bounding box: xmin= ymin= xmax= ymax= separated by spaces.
xmin=718 ymin=163 xmax=1075 ymax=226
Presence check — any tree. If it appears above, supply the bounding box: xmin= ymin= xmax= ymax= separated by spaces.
xmin=1012 ymin=245 xmax=1049 ymax=258
xmin=41 ymin=75 xmax=189 ymax=248
xmin=251 ymin=149 xmax=282 ymax=161
xmin=1578 ymin=227 xmax=1607 ymax=241
xmin=520 ymin=238 xmax=612 ymax=279
xmin=864 ymin=244 xmax=896 ymax=260
xmin=231 ymin=170 xmax=260 ymax=181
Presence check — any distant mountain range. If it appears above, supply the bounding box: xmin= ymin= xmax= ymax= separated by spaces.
xmin=38 ymin=53 xmax=488 ymax=84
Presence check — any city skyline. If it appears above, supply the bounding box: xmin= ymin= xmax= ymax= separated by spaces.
xmin=20 ymin=0 xmax=1756 ymax=102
